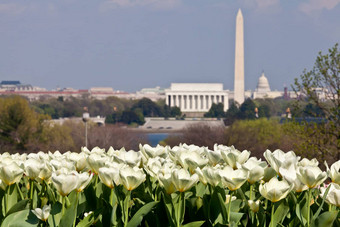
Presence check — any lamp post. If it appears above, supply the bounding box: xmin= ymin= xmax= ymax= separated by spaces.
xmin=82 ymin=112 xmax=90 ymax=147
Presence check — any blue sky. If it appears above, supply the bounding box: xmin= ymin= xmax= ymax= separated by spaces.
xmin=0 ymin=0 xmax=339 ymax=92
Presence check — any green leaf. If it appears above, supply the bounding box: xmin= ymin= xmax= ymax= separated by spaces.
xmin=1 ymin=209 xmax=39 ymax=227
xmin=59 ymin=196 xmax=78 ymax=227
xmin=269 ymin=201 xmax=289 ymax=227
xmin=76 ymin=213 xmax=94 ymax=227
xmin=217 ymin=193 xmax=227 ymax=224
xmin=182 ymin=220 xmax=205 ymax=227
xmin=5 ymin=199 xmax=30 ymax=218
xmin=311 ymin=211 xmax=338 ymax=227
xmin=312 ymin=185 xmax=331 ymax=223
xmin=229 ymin=212 xmax=244 ymax=224
xmin=127 ymin=201 xmax=159 ymax=227
xmin=3 ymin=184 xmax=19 ymax=216
xmin=47 ymin=202 xmax=62 ymax=227
xmin=296 ymin=197 xmax=307 ymax=226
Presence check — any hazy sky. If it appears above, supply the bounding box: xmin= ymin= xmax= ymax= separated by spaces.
xmin=1 ymin=0 xmax=339 ymax=92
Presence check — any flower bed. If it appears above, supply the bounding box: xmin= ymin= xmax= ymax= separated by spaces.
xmin=0 ymin=144 xmax=339 ymax=226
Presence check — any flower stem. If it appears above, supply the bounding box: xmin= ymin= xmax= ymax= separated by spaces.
xmin=73 ymin=192 xmax=79 ymax=227
xmin=110 ymin=188 xmax=114 ymax=207
xmin=124 ymin=190 xmax=131 ymax=227
xmin=249 ymin=184 xmax=253 ymax=200
xmin=307 ymin=189 xmax=313 ymax=227
xmin=176 ymin=192 xmax=185 ymax=227
xmin=62 ymin=196 xmax=66 ymax=216
xmin=227 ymin=190 xmax=233 ymax=224
xmin=30 ymin=179 xmax=34 ymax=200
xmin=271 ymin=203 xmax=275 ymax=227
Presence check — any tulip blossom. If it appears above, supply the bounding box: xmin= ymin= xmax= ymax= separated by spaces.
xmin=119 ymin=166 xmax=146 ymax=191
xmin=32 ymin=204 xmax=51 ymax=222
xmin=320 ymin=183 xmax=340 ymax=207
xmin=225 ymin=195 xmax=237 ymax=204
xmin=98 ymin=166 xmax=121 ymax=189
xmin=298 ymin=158 xmax=319 ymax=167
xmin=218 ymin=145 xmax=250 ymax=169
xmin=325 ymin=160 xmax=340 ymax=185
xmin=158 ymin=172 xmax=176 ymax=194
xmin=51 ymin=172 xmax=78 ymax=196
xmin=76 ymin=172 xmax=93 ymax=192
xmin=259 ymin=177 xmax=292 ymax=202
xmin=248 ymin=200 xmax=260 ymax=213
xmin=205 ymin=148 xmax=223 ymax=166
xmin=0 ymin=162 xmax=24 ymax=185
xmin=114 ymin=149 xmax=142 ymax=167
xmin=264 ymin=149 xmax=300 ymax=175
xmin=171 ymin=168 xmax=199 ymax=192
xmin=87 ymin=153 xmax=108 ymax=174
xmin=279 ymin=163 xmax=308 ymax=192
xmin=241 ymin=157 xmax=267 ymax=184
xmin=196 ymin=166 xmax=222 ymax=187
xmin=219 ymin=166 xmax=248 ymax=191
xmin=67 ymin=152 xmax=88 ymax=172
xmin=24 ymin=158 xmax=43 ymax=180
xmin=139 ymin=144 xmax=167 ymax=159
xmin=296 ymin=166 xmax=327 ymax=188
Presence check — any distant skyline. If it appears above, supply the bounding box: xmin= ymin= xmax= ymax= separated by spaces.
xmin=1 ymin=0 xmax=339 ymax=92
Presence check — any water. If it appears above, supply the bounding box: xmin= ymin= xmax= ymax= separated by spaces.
xmin=147 ymin=133 xmax=169 ymax=146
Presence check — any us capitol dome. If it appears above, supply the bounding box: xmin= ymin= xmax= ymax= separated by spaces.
xmin=255 ymin=72 xmax=271 ymax=93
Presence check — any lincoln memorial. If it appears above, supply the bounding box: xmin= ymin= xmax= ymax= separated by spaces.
xmin=165 ymin=83 xmax=229 ymax=117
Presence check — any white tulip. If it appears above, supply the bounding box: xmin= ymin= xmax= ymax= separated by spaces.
xmin=298 ymin=158 xmax=319 ymax=167
xmin=225 ymin=195 xmax=237 ymax=204
xmin=139 ymin=144 xmax=167 ymax=159
xmin=67 ymin=152 xmax=88 ymax=172
xmin=119 ymin=166 xmax=146 ymax=191
xmin=171 ymin=168 xmax=199 ymax=192
xmin=242 ymin=157 xmax=267 ymax=184
xmin=76 ymin=172 xmax=93 ymax=192
xmin=219 ymin=166 xmax=248 ymax=191
xmin=52 ymin=172 xmax=78 ymax=196
xmin=325 ymin=160 xmax=340 ymax=185
xmin=87 ymin=153 xmax=108 ymax=174
xmin=177 ymin=150 xmax=208 ymax=173
xmin=206 ymin=147 xmax=223 ymax=166
xmin=98 ymin=166 xmax=120 ymax=189
xmin=259 ymin=177 xmax=293 ymax=202
xmin=32 ymin=204 xmax=51 ymax=221
xmin=296 ymin=166 xmax=327 ymax=188
xmin=264 ymin=149 xmax=300 ymax=175
xmin=24 ymin=158 xmax=43 ymax=180
xmin=248 ymin=200 xmax=260 ymax=212
xmin=0 ymin=162 xmax=24 ymax=185
xmin=320 ymin=183 xmax=340 ymax=207
xmin=218 ymin=145 xmax=250 ymax=169
xmin=158 ymin=172 xmax=176 ymax=194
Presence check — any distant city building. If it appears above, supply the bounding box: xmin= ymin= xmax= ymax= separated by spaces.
xmin=165 ymin=83 xmax=229 ymax=117
xmin=135 ymin=86 xmax=166 ymax=101
xmin=0 ymin=80 xmax=33 ymax=91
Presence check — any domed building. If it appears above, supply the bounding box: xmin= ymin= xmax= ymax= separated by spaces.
xmin=253 ymin=72 xmax=283 ymax=99
xmin=256 ymin=72 xmax=271 ymax=93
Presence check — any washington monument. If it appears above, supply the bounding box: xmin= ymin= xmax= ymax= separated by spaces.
xmin=234 ymin=9 xmax=245 ymax=105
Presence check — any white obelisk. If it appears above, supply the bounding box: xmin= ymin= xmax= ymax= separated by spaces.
xmin=234 ymin=9 xmax=245 ymax=105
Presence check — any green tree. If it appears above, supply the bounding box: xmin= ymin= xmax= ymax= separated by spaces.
xmin=239 ymin=98 xmax=256 ymax=120
xmin=293 ymin=43 xmax=340 ymax=160
xmin=132 ymin=98 xmax=163 ymax=117
xmin=225 ymin=102 xmax=240 ymax=125
xmin=0 ymin=96 xmax=48 ymax=152
xmin=204 ymin=103 xmax=225 ymax=118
